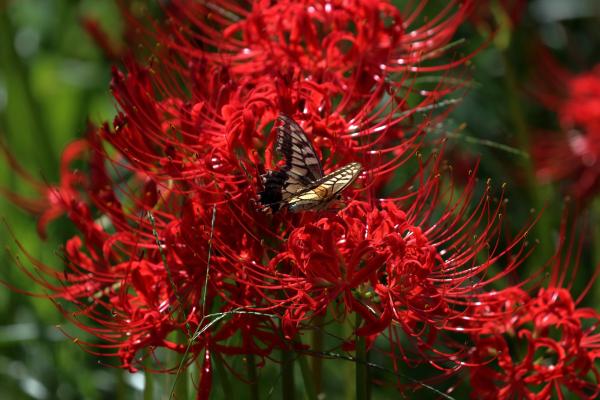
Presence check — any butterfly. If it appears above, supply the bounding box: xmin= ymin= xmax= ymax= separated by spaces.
xmin=258 ymin=114 xmax=362 ymax=213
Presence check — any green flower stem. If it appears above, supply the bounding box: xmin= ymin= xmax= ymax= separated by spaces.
xmin=214 ymin=351 xmax=233 ymax=399
xmin=247 ymin=353 xmax=260 ymax=400
xmin=144 ymin=359 xmax=154 ymax=400
xmin=282 ymin=348 xmax=295 ymax=400
xmin=169 ymin=331 xmax=189 ymax=400
xmin=310 ymin=317 xmax=324 ymax=395
xmin=117 ymin=369 xmax=126 ymax=400
xmin=592 ymin=198 xmax=600 ymax=303
xmin=298 ymin=353 xmax=318 ymax=400
xmin=502 ymin=50 xmax=553 ymax=263
xmin=355 ymin=314 xmax=369 ymax=400
xmin=173 ymin=363 xmax=188 ymax=400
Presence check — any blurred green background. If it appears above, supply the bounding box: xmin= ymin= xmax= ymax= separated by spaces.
xmin=0 ymin=1 xmax=134 ymax=398
xmin=1 ymin=0 xmax=600 ymax=399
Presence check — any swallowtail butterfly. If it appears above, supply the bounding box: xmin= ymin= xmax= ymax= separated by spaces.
xmin=258 ymin=115 xmax=362 ymax=213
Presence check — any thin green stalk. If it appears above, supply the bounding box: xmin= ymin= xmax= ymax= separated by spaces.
xmin=502 ymin=53 xmax=532 ymax=175
xmin=355 ymin=314 xmax=369 ymax=400
xmin=310 ymin=316 xmax=324 ymax=395
xmin=502 ymin=50 xmax=553 ymax=262
xmin=214 ymin=351 xmax=233 ymax=399
xmin=247 ymin=353 xmax=260 ymax=400
xmin=592 ymin=199 xmax=600 ymax=304
xmin=282 ymin=348 xmax=295 ymax=400
xmin=344 ymin=320 xmax=354 ymax=400
xmin=144 ymin=359 xmax=155 ymax=400
xmin=170 ymin=331 xmax=189 ymax=400
xmin=117 ymin=369 xmax=126 ymax=400
xmin=298 ymin=354 xmax=318 ymax=400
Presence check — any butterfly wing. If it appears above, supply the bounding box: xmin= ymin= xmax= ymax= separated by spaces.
xmin=259 ymin=115 xmax=324 ymax=212
xmin=287 ymin=162 xmax=362 ymax=212
xmin=275 ymin=114 xmax=324 ymax=183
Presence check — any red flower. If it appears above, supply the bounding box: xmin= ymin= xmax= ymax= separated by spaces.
xmin=466 ymin=224 xmax=600 ymax=399
xmin=468 ymin=288 xmax=600 ymax=399
xmin=533 ymin=61 xmax=600 ymax=202
xmin=147 ymin=0 xmax=475 ymax=78
xmin=0 ymin=137 xmax=87 ymax=239
xmin=3 ymin=1 xmax=531 ymax=397
xmin=220 ymin=163 xmax=533 ymax=370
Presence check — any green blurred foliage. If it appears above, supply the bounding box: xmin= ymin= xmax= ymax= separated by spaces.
xmin=0 ymin=0 xmax=599 ymax=399
xmin=0 ymin=1 xmax=132 ymax=399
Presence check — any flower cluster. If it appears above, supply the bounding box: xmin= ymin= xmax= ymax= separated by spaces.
xmin=533 ymin=59 xmax=600 ymax=203
xmin=6 ymin=1 xmax=600 ymax=398
xmin=468 ymin=287 xmax=600 ymax=399
xmin=466 ymin=231 xmax=600 ymax=400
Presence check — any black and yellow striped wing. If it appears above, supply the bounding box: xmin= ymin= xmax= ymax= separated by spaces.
xmin=259 ymin=115 xmax=361 ymax=213
xmin=275 ymin=114 xmax=323 ymax=184
xmin=287 ymin=162 xmax=362 ymax=212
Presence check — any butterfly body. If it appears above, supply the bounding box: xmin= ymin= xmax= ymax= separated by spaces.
xmin=258 ymin=115 xmax=361 ymax=213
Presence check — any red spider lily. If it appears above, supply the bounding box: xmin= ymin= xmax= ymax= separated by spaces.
xmin=7 ymin=131 xmax=286 ymax=374
xmin=134 ymin=0 xmax=476 ymax=78
xmin=466 ymin=220 xmax=600 ymax=399
xmin=468 ymin=288 xmax=600 ymax=399
xmin=2 ymin=0 xmax=527 ymax=397
xmin=532 ymin=59 xmax=600 ymax=203
xmin=0 ymin=137 xmax=87 ymax=239
xmin=182 ymin=152 xmax=536 ymax=373
xmin=114 ymin=0 xmax=477 ymax=177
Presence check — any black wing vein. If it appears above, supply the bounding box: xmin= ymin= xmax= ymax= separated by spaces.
xmin=275 ymin=114 xmax=323 ymax=184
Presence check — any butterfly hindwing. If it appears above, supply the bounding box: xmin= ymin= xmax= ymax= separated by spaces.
xmin=287 ymin=162 xmax=362 ymax=212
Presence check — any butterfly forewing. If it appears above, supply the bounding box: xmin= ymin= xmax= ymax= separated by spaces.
xmin=276 ymin=115 xmax=323 ymax=183
xmin=258 ymin=115 xmax=361 ymax=213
